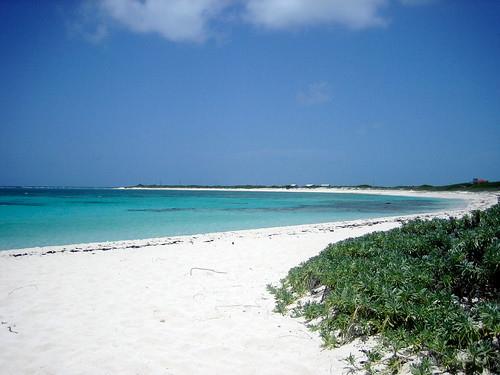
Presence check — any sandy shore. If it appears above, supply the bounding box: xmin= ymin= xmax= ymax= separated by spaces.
xmin=120 ymin=185 xmax=497 ymax=199
xmin=0 ymin=190 xmax=497 ymax=374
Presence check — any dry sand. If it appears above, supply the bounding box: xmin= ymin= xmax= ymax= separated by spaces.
xmin=0 ymin=190 xmax=497 ymax=375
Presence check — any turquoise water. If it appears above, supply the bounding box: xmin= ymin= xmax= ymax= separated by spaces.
xmin=0 ymin=188 xmax=465 ymax=250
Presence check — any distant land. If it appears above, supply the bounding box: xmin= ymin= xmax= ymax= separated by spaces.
xmin=126 ymin=181 xmax=500 ymax=192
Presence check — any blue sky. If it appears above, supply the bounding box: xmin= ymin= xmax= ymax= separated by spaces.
xmin=1 ymin=0 xmax=499 ymax=187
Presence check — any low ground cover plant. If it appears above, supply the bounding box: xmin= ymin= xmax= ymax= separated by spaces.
xmin=269 ymin=204 xmax=500 ymax=373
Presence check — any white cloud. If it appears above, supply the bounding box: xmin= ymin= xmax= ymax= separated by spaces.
xmin=100 ymin=0 xmax=228 ymax=42
xmin=297 ymin=82 xmax=332 ymax=105
xmin=244 ymin=0 xmax=388 ymax=30
xmin=75 ymin=0 xmax=433 ymax=43
xmin=84 ymin=23 xmax=109 ymax=43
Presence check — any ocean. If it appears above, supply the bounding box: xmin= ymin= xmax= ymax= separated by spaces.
xmin=0 ymin=188 xmax=465 ymax=250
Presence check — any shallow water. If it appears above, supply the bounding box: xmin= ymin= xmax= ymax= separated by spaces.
xmin=0 ymin=188 xmax=465 ymax=250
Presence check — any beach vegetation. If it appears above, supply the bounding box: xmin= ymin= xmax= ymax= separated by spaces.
xmin=127 ymin=181 xmax=500 ymax=191
xmin=269 ymin=204 xmax=500 ymax=373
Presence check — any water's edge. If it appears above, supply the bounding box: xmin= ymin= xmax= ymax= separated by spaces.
xmin=1 ymin=190 xmax=495 ymax=256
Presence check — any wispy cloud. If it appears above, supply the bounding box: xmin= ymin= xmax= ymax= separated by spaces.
xmin=355 ymin=123 xmax=382 ymax=136
xmin=399 ymin=0 xmax=436 ymax=6
xmin=297 ymin=82 xmax=332 ymax=106
xmin=73 ymin=0 xmax=436 ymax=44
xmin=67 ymin=1 xmax=109 ymax=44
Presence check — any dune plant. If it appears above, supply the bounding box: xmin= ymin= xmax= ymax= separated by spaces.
xmin=269 ymin=204 xmax=500 ymax=373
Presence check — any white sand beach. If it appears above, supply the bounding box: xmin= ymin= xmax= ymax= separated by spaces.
xmin=0 ymin=190 xmax=497 ymax=375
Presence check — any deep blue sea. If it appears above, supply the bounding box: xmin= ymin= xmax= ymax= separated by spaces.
xmin=0 ymin=188 xmax=465 ymax=250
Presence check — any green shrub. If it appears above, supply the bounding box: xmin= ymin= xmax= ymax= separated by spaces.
xmin=269 ymin=204 xmax=500 ymax=373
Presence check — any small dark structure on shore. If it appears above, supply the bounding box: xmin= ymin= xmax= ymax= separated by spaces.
xmin=473 ymin=178 xmax=489 ymax=184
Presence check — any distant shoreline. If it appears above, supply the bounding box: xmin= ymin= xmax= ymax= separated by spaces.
xmin=118 ymin=185 xmax=500 ymax=201
xmin=120 ymin=180 xmax=500 ymax=192
xmin=2 ymin=181 xmax=498 ymax=192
